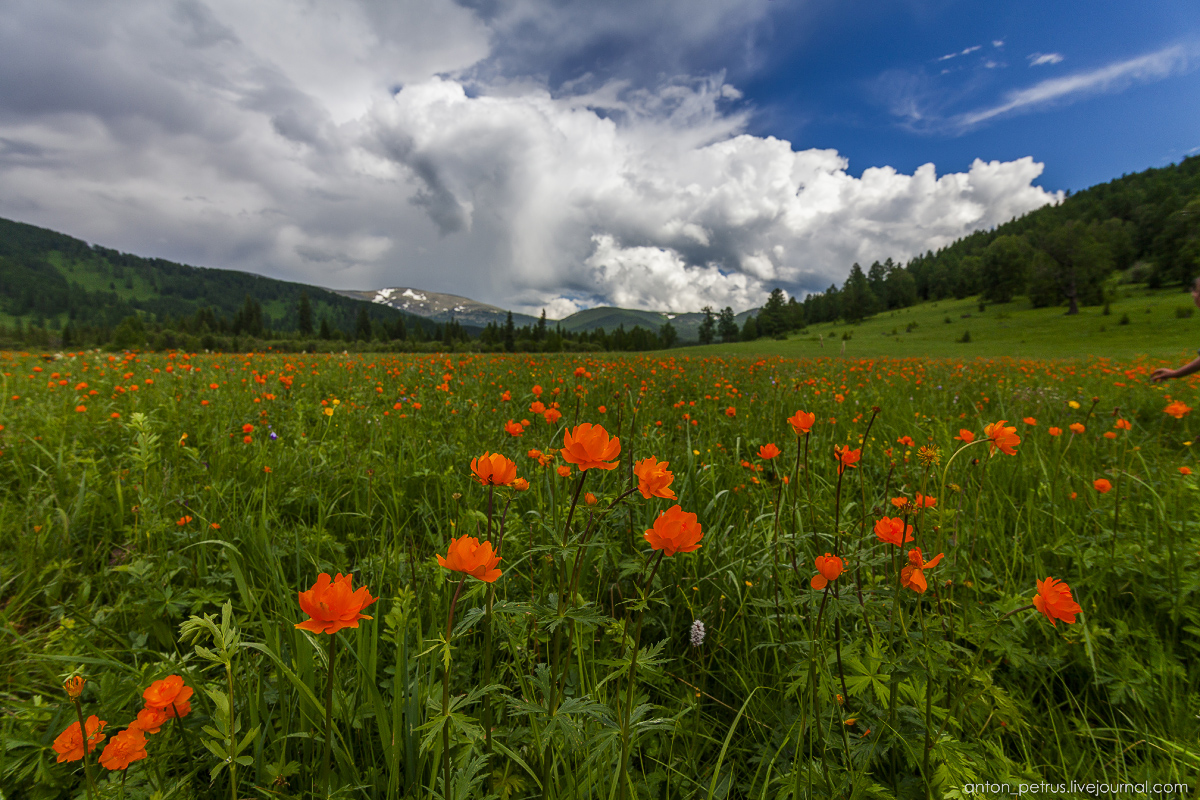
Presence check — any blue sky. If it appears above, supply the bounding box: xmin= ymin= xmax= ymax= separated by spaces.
xmin=0 ymin=0 xmax=1195 ymax=315
xmin=742 ymin=0 xmax=1199 ymax=190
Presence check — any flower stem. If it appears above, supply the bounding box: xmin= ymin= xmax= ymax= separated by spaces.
xmin=323 ymin=633 xmax=336 ymax=799
xmin=71 ymin=699 xmax=97 ymax=800
xmin=442 ymin=577 xmax=466 ymax=798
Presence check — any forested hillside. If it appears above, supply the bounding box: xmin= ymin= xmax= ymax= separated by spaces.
xmin=738 ymin=155 xmax=1200 ymax=339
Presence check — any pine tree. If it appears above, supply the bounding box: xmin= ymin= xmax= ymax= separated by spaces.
xmin=535 ymin=309 xmax=547 ymax=341
xmin=503 ymin=311 xmax=515 ymax=352
xmin=698 ymin=306 xmax=715 ymax=344
xmin=319 ymin=316 xmax=332 ymax=340
xmin=718 ymin=307 xmax=740 ymax=343
xmin=297 ymin=292 xmax=314 ymax=336
xmin=355 ymin=307 xmax=372 ymax=341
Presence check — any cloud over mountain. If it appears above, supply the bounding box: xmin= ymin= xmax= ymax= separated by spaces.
xmin=0 ymin=0 xmax=1061 ymax=316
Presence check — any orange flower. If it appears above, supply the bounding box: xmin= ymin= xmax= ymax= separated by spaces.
xmin=560 ymin=423 xmax=621 ymax=471
xmin=294 ymin=573 xmax=378 ymax=634
xmin=63 ymin=676 xmax=85 ymax=699
xmin=810 ymin=553 xmax=844 ymax=590
xmin=873 ymin=517 xmax=914 ymax=547
xmin=557 ymin=465 xmax=572 ymax=477
xmin=1048 ymin=426 xmax=1062 ymax=437
xmin=758 ymin=443 xmax=781 ymax=459
xmin=74 ymin=404 xmax=87 ymax=413
xmin=643 ymin=505 xmax=703 ymax=556
xmin=131 ymin=706 xmax=170 ymax=735
xmin=897 ymin=435 xmax=915 ymax=447
xmin=1115 ymin=418 xmax=1132 ymax=430
xmin=529 ymin=401 xmax=546 ymax=414
xmin=954 ymin=429 xmax=975 ymax=443
xmin=176 ymin=515 xmax=192 ymax=526
xmin=437 ymin=535 xmax=502 ymax=582
xmin=585 ymin=492 xmax=598 ymax=506
xmin=504 ymin=419 xmax=524 ymax=437
xmin=891 ymin=493 xmax=935 ymax=510
xmin=983 ymin=420 xmax=1020 ymax=456
xmin=1068 ymin=422 xmax=1085 ymax=434
xmin=242 ymin=423 xmax=254 ymax=434
xmin=834 ymin=445 xmax=861 ymax=475
xmin=900 ymin=548 xmax=944 ymax=593
xmin=1093 ymin=478 xmax=1112 ymax=493
xmin=1181 ymin=467 xmax=1193 ymax=476
xmin=52 ymin=715 xmax=106 ymax=763
xmin=633 ymin=456 xmax=676 ymax=499
xmin=1032 ymin=576 xmax=1082 ymax=626
xmin=544 ymin=408 xmax=562 ymax=425
xmin=725 ymin=406 xmax=736 ymax=418
xmin=788 ymin=409 xmax=815 ymax=436
xmin=470 ymin=452 xmax=518 ymax=486
xmin=513 ymin=477 xmax=530 ymax=491
xmin=1164 ymin=401 xmax=1192 ymax=420
xmin=1023 ymin=417 xmax=1037 ymax=425
xmin=143 ymin=675 xmax=195 ymax=718
xmin=98 ymin=727 xmax=147 ymax=771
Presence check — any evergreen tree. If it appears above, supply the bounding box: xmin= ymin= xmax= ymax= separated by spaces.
xmin=319 ymin=315 xmax=332 ymax=340
xmin=741 ymin=315 xmax=759 ymax=341
xmin=717 ymin=307 xmax=739 ymax=343
xmin=758 ymin=288 xmax=788 ymax=336
xmin=503 ymin=311 xmax=515 ymax=352
xmin=297 ymin=292 xmax=314 ymax=336
xmin=840 ymin=264 xmax=875 ymax=322
xmin=698 ymin=306 xmax=716 ymax=344
xmin=389 ymin=315 xmax=407 ymax=341
xmin=355 ymin=306 xmax=372 ymax=340
xmin=659 ymin=321 xmax=677 ymax=348
xmin=979 ymin=235 xmax=1029 ymax=303
xmin=535 ymin=309 xmax=547 ymax=341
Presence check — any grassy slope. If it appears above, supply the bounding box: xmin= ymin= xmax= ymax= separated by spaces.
xmin=688 ymin=287 xmax=1200 ymax=362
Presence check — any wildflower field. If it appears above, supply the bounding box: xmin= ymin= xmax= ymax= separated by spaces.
xmin=1 ymin=348 xmax=1198 ymax=799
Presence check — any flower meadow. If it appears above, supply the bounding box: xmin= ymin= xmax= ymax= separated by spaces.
xmin=0 ymin=349 xmax=1197 ymax=799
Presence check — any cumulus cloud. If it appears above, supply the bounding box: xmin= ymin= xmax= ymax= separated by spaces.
xmin=0 ymin=0 xmax=1063 ymax=317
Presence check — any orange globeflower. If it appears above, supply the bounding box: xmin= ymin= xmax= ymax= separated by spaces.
xmin=143 ymin=675 xmax=194 ymax=718
xmin=633 ymin=456 xmax=676 ymax=499
xmin=1181 ymin=467 xmax=1193 ymax=476
xmin=131 ymin=706 xmax=170 ymax=735
xmin=900 ymin=548 xmax=944 ymax=593
xmin=725 ymin=406 xmax=736 ymax=418
xmin=1023 ymin=417 xmax=1037 ymax=425
xmin=544 ymin=408 xmax=562 ymax=425
xmin=1068 ymin=422 xmax=1086 ymax=434
xmin=758 ymin=443 xmax=781 ymax=459
xmin=437 ymin=535 xmax=502 ymax=582
xmin=584 ymin=492 xmax=598 ymax=506
xmin=897 ymin=435 xmax=915 ymax=447
xmin=643 ymin=505 xmax=703 ymax=556
xmin=98 ymin=727 xmax=147 ymax=771
xmin=788 ymin=410 xmax=816 ymax=436
xmin=1032 ymin=576 xmax=1082 ymax=626
xmin=560 ymin=423 xmax=621 ymax=471
xmin=954 ymin=429 xmax=975 ymax=443
xmin=1048 ymin=426 xmax=1062 ymax=437
xmin=1115 ymin=418 xmax=1132 ymax=430
xmin=63 ymin=675 xmax=86 ymax=699
xmin=504 ymin=419 xmax=524 ymax=437
xmin=983 ymin=420 xmax=1020 ymax=456
xmin=834 ymin=445 xmax=861 ymax=474
xmin=810 ymin=553 xmax=844 ymax=590
xmin=295 ymin=574 xmax=378 ymax=635
xmin=1093 ymin=478 xmax=1112 ymax=493
xmin=1164 ymin=401 xmax=1192 ymax=419
xmin=470 ymin=452 xmax=518 ymax=487
xmin=513 ymin=477 xmax=530 ymax=491
xmin=874 ymin=517 xmax=914 ymax=547
xmin=52 ymin=715 xmax=106 ymax=763
xmin=556 ymin=465 xmax=571 ymax=477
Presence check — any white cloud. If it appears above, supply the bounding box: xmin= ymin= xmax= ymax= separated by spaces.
xmin=0 ymin=0 xmax=1064 ymax=317
xmin=992 ymin=40 xmax=1005 ymax=48
xmin=957 ymin=45 xmax=1191 ymax=128
xmin=1028 ymin=52 xmax=1065 ymax=67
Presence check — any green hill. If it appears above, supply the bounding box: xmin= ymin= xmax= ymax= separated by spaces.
xmin=0 ymin=216 xmax=431 ymax=342
xmin=694 ymin=286 xmax=1199 ymax=362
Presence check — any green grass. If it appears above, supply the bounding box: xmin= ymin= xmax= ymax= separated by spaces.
xmin=701 ymin=288 xmax=1200 ymax=361
xmin=1 ymin=347 xmax=1198 ymax=798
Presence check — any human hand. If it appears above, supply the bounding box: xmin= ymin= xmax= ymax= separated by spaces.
xmin=1151 ymin=368 xmax=1175 ymax=382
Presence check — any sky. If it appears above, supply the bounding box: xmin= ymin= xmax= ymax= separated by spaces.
xmin=0 ymin=0 xmax=1196 ymax=317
